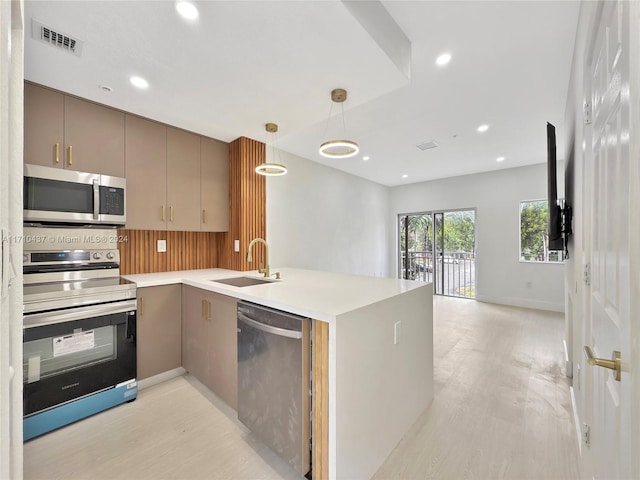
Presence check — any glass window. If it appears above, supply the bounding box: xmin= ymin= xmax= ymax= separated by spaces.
xmin=519 ymin=200 xmax=563 ymax=263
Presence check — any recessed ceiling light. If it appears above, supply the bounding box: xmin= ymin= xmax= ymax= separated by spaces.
xmin=130 ymin=76 xmax=149 ymax=89
xmin=477 ymin=124 xmax=489 ymax=133
xmin=176 ymin=1 xmax=199 ymax=20
xmin=496 ymin=156 xmax=505 ymax=162
xmin=402 ymin=174 xmax=408 ymax=179
xmin=363 ymin=156 xmax=370 ymax=161
xmin=436 ymin=53 xmax=451 ymax=66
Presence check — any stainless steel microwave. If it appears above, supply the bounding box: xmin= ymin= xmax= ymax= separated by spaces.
xmin=24 ymin=164 xmax=126 ymax=226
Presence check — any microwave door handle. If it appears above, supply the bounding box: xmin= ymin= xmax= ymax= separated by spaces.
xmin=93 ymin=179 xmax=100 ymax=220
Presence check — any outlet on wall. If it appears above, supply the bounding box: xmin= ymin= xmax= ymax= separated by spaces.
xmin=157 ymin=239 xmax=167 ymax=253
xmin=234 ymin=240 xmax=240 ymax=252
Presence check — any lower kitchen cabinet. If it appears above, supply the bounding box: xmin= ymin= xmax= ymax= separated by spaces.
xmin=137 ymin=285 xmax=182 ymax=380
xmin=182 ymin=286 xmax=238 ymax=409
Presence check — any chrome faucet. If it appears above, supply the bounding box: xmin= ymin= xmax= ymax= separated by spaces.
xmin=246 ymin=237 xmax=271 ymax=278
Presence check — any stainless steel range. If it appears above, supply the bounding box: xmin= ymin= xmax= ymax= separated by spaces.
xmin=22 ymin=227 xmax=137 ymax=441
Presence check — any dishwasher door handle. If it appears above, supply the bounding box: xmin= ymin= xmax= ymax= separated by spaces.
xmin=238 ymin=312 xmax=302 ymax=339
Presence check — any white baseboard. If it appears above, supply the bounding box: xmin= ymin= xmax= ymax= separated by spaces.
xmin=138 ymin=367 xmax=186 ymax=390
xmin=570 ymin=386 xmax=583 ymax=457
xmin=475 ymin=294 xmax=565 ymax=313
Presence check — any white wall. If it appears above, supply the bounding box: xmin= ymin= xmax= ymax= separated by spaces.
xmin=266 ymin=149 xmax=389 ymax=277
xmin=389 ymin=163 xmax=565 ymax=312
xmin=0 ymin=1 xmax=24 ymax=478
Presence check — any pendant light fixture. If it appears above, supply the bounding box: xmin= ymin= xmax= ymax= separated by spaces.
xmin=319 ymin=88 xmax=359 ymax=159
xmin=255 ymin=123 xmax=288 ymax=176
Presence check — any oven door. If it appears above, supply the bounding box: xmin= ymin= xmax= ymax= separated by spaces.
xmin=23 ymin=300 xmax=137 ymax=416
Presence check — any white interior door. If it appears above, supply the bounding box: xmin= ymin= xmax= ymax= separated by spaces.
xmin=585 ymin=1 xmax=631 ymax=478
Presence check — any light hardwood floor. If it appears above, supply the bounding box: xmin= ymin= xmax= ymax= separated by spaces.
xmin=24 ymin=297 xmax=580 ymax=480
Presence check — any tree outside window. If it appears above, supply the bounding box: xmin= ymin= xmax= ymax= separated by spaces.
xmin=519 ymin=200 xmax=563 ymax=263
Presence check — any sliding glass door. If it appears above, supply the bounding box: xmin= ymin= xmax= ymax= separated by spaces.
xmin=399 ymin=209 xmax=476 ymax=298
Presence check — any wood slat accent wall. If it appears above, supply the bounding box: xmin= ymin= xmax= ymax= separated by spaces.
xmin=117 ymin=229 xmax=219 ymax=275
xmin=312 ymin=320 xmax=329 ymax=480
xmin=217 ymin=136 xmax=266 ymax=271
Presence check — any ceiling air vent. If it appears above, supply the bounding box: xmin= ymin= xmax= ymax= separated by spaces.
xmin=416 ymin=140 xmax=439 ymax=151
xmin=31 ymin=19 xmax=84 ymax=57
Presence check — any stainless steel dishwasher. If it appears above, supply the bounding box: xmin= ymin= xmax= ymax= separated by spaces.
xmin=237 ymin=301 xmax=310 ymax=476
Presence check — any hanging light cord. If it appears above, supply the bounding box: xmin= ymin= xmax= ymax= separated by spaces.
xmin=321 ymin=101 xmax=335 ymax=141
xmin=321 ymin=98 xmax=348 ymax=140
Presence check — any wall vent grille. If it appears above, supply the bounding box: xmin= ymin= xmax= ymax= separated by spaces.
xmin=32 ymin=19 xmax=83 ymax=57
xmin=416 ymin=140 xmax=439 ymax=151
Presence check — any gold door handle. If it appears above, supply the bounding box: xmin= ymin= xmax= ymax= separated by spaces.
xmin=55 ymin=143 xmax=60 ymax=164
xmin=68 ymin=145 xmax=73 ymax=166
xmin=584 ymin=346 xmax=621 ymax=381
xmin=202 ymin=209 xmax=207 ymax=224
xmin=161 ymin=205 xmax=165 ymax=222
xmin=170 ymin=206 xmax=174 ymax=222
xmin=140 ymin=297 xmax=144 ymax=316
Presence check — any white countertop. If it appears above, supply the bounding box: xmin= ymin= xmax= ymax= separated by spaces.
xmin=123 ymin=268 xmax=429 ymax=323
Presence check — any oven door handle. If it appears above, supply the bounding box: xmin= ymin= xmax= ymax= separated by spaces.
xmin=23 ymin=300 xmax=137 ymax=329
xmin=93 ymin=179 xmax=100 ymax=220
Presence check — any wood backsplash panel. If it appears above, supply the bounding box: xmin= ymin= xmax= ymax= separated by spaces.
xmin=218 ymin=136 xmax=266 ymax=271
xmin=118 ymin=229 xmax=219 ymax=275
xmin=118 ymin=230 xmax=166 ymax=275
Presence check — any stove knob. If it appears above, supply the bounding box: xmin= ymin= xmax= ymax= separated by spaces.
xmin=93 ymin=252 xmax=102 ymax=260
xmin=106 ymin=252 xmax=115 ymax=260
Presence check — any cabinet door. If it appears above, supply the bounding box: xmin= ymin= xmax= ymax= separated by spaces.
xmin=137 ymin=285 xmax=182 ymax=380
xmin=167 ymin=127 xmax=201 ymax=231
xmin=24 ymin=83 xmax=64 ymax=167
xmin=181 ymin=286 xmax=210 ymax=384
xmin=125 ymin=115 xmax=167 ymax=230
xmin=207 ymin=292 xmax=238 ymax=409
xmin=64 ymin=95 xmax=125 ymax=177
xmin=200 ymin=137 xmax=229 ymax=232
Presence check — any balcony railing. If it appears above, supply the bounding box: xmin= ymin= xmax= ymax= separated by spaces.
xmin=401 ymin=251 xmax=476 ymax=298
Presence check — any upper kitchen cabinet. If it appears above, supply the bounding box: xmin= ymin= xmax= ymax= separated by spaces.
xmin=24 ymin=82 xmax=125 ymax=177
xmin=24 ymin=83 xmax=64 ymax=168
xmin=64 ymin=96 xmax=125 ymax=177
xmin=166 ymin=127 xmax=201 ymax=232
xmin=125 ymin=115 xmax=167 ymax=230
xmin=200 ymin=137 xmax=229 ymax=232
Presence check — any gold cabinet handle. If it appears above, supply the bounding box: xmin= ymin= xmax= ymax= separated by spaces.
xmin=161 ymin=205 xmax=165 ymax=222
xmin=201 ymin=299 xmax=211 ymax=320
xmin=202 ymin=209 xmax=207 ymax=224
xmin=68 ymin=145 xmax=73 ymax=166
xmin=170 ymin=206 xmax=174 ymax=222
xmin=584 ymin=346 xmax=621 ymax=381
xmin=140 ymin=297 xmax=144 ymax=316
xmin=55 ymin=143 xmax=60 ymax=164
xmin=201 ymin=299 xmax=205 ymax=319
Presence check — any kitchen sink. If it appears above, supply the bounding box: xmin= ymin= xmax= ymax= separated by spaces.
xmin=211 ymin=276 xmax=277 ymax=287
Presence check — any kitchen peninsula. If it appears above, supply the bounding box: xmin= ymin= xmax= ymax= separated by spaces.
xmin=124 ymin=267 xmax=433 ymax=479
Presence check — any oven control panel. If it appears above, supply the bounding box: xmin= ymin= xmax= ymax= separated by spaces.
xmin=23 ymin=250 xmax=120 ymax=267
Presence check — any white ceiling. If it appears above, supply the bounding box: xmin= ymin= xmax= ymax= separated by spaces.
xmin=23 ymin=0 xmax=580 ymax=187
